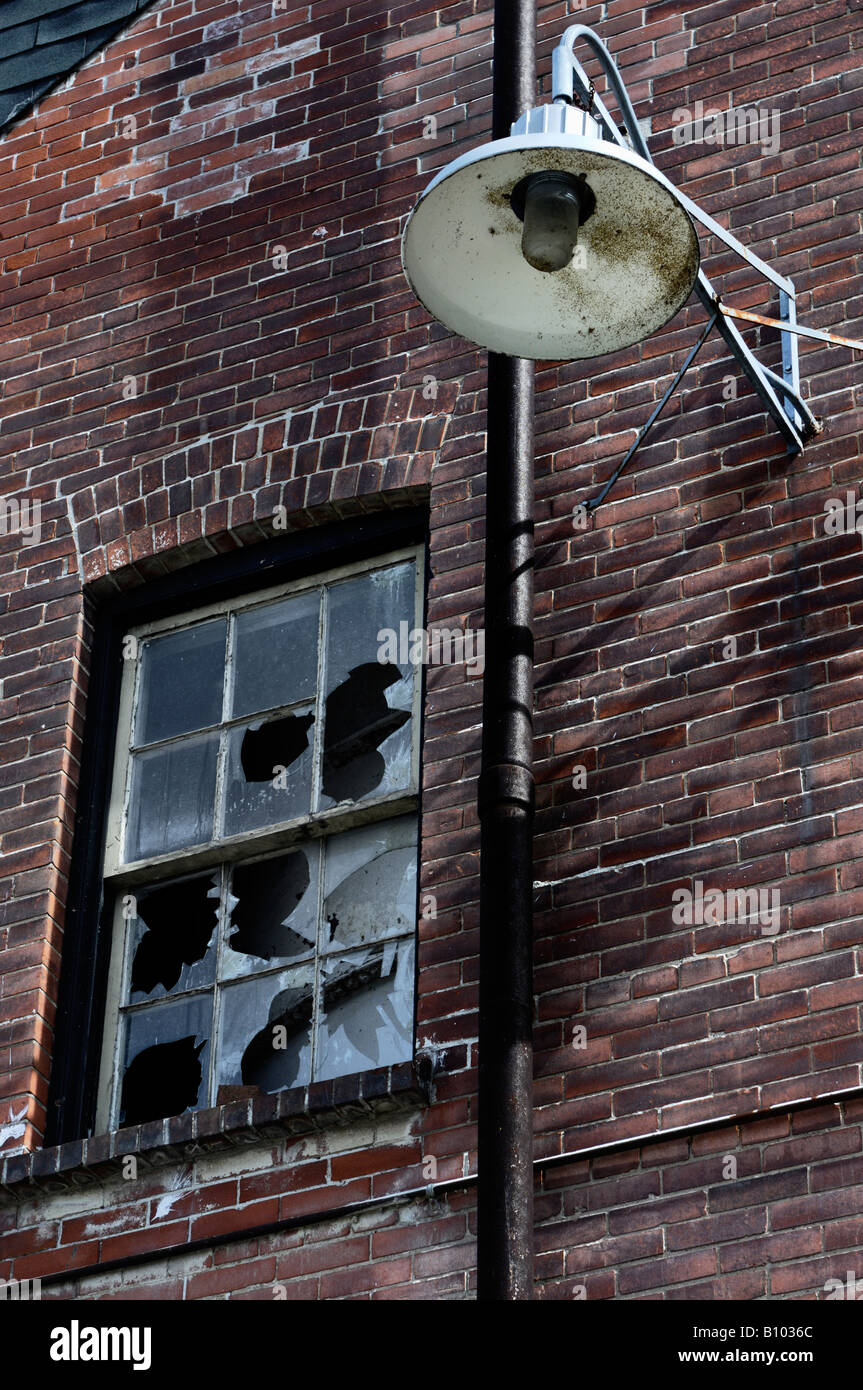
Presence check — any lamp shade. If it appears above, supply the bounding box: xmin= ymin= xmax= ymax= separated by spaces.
xmin=401 ymin=106 xmax=700 ymax=361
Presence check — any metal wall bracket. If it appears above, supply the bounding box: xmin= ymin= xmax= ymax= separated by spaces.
xmin=552 ymin=25 xmax=823 ymax=507
xmin=779 ymin=289 xmax=803 ymax=433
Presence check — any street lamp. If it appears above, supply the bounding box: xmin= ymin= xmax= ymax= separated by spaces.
xmin=400 ymin=12 xmax=816 ymax=1301
xmin=401 ymin=14 xmax=704 ymax=1303
xmin=402 ymin=100 xmax=700 ymax=359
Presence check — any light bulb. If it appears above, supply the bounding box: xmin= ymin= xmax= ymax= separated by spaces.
xmin=520 ymin=173 xmax=582 ymax=273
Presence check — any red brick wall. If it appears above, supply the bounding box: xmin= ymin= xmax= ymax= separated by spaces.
xmin=1 ymin=0 xmax=863 ymax=1298
xmin=6 ymin=1097 xmax=863 ymax=1299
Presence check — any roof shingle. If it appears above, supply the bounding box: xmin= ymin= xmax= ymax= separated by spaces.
xmin=0 ymin=0 xmax=155 ymax=136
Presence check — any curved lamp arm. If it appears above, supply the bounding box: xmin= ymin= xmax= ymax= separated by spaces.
xmin=550 ymin=24 xmax=794 ymax=296
xmin=550 ymin=23 xmax=815 ymax=449
xmin=553 ymin=24 xmax=649 ymax=158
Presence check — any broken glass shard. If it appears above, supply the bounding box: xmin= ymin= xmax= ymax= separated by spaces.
xmin=231 ymin=591 xmax=320 ymax=719
xmin=325 ymin=563 xmax=415 ymax=688
xmin=222 ymin=848 xmax=318 ymax=977
xmin=321 ymin=664 xmax=412 ymax=804
xmin=218 ymin=968 xmax=314 ymax=1095
xmin=119 ymin=994 xmax=211 ymax=1126
xmin=125 ymin=733 xmax=218 ymax=862
xmin=322 ymin=817 xmax=417 ymax=952
xmin=320 ymin=564 xmax=415 ymax=806
xmin=223 ymin=708 xmax=314 ymax=836
xmin=239 ymin=710 xmax=315 ymax=780
xmin=128 ymin=873 xmax=219 ymax=1001
xmin=135 ymin=619 xmax=226 ymax=746
xmin=315 ymin=938 xmax=414 ymax=1082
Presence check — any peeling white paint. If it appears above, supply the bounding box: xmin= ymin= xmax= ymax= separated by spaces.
xmin=0 ymin=1103 xmax=28 ymax=1152
xmin=8 ymin=1113 xmax=423 ymax=1236
xmin=306 ymin=1110 xmax=417 ymax=1161
xmin=283 ymin=35 xmax=321 ymax=64
xmin=13 ymin=1183 xmax=106 ymax=1228
xmin=192 ymin=1142 xmax=283 ymax=1186
xmin=51 ymin=1247 xmax=212 ymax=1300
xmin=280 ymin=138 xmax=310 ymax=166
xmin=152 ymin=1166 xmax=194 ymax=1221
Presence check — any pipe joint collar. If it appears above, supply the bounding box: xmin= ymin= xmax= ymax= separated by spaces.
xmin=478 ymin=762 xmax=536 ymax=814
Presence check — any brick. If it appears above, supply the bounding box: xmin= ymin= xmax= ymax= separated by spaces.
xmin=0 ymin=0 xmax=861 ymax=1307
xmin=617 ymin=1249 xmax=718 ymax=1294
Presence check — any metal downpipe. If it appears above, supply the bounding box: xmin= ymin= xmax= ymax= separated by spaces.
xmin=477 ymin=0 xmax=537 ymax=1302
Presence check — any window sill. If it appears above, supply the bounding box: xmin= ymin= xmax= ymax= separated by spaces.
xmin=1 ymin=1058 xmax=432 ymax=1193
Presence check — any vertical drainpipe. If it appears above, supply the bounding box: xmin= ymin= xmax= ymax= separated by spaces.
xmin=476 ymin=0 xmax=536 ymax=1302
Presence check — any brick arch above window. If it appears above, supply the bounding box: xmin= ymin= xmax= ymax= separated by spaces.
xmin=63 ymin=385 xmax=441 ymax=587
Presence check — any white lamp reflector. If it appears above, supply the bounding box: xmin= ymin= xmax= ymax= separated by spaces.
xmin=401 ymin=125 xmax=700 ymax=361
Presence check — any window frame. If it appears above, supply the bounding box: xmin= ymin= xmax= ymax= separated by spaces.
xmin=46 ymin=509 xmax=429 ymax=1148
xmin=94 ymin=546 xmax=424 ymax=1133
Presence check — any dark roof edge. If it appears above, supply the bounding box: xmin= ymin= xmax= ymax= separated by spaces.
xmin=0 ymin=0 xmax=159 ymax=141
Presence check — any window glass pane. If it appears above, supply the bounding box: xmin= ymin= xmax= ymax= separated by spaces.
xmin=217 ymin=967 xmax=314 ymax=1097
xmin=320 ymin=563 xmax=415 ymax=807
xmin=126 ymin=734 xmax=218 ymax=862
xmin=135 ymin=620 xmax=226 ymax=745
xmin=126 ymin=873 xmax=220 ymax=1003
xmin=231 ymin=592 xmax=320 ymax=719
xmin=222 ymin=848 xmax=319 ymax=979
xmin=119 ymin=995 xmax=211 ymax=1126
xmin=315 ymin=938 xmax=414 ymax=1081
xmin=322 ymin=817 xmax=417 ymax=953
xmin=222 ymin=707 xmax=314 ymax=836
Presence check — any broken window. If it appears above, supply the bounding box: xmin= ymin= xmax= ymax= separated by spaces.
xmin=223 ymin=707 xmax=315 ymax=835
xmin=98 ymin=550 xmax=422 ymax=1131
xmin=128 ymin=873 xmax=219 ymax=1000
xmin=223 ymin=848 xmax=318 ymax=975
xmin=322 ymin=819 xmax=417 ymax=952
xmin=119 ymin=995 xmax=211 ymax=1127
xmin=320 ymin=565 xmax=415 ymax=806
xmin=217 ymin=967 xmax=315 ymax=1097
xmin=317 ymin=938 xmax=414 ymax=1082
